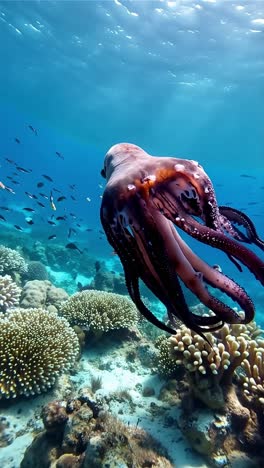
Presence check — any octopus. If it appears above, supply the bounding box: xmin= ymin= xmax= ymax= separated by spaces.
xmin=100 ymin=143 xmax=264 ymax=338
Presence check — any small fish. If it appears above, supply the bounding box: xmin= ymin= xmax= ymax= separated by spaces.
xmin=52 ymin=188 xmax=61 ymax=193
xmin=69 ymin=184 xmax=76 ymax=190
xmin=0 ymin=181 xmax=5 ymax=190
xmin=0 ymin=206 xmax=10 ymax=211
xmin=57 ymin=196 xmax=66 ymax=202
xmin=39 ymin=193 xmax=49 ymax=199
xmin=70 ymin=195 xmax=76 ymax=201
xmin=98 ymin=184 xmax=103 ymax=189
xmin=55 ymin=151 xmax=64 ymax=159
xmin=0 ymin=214 xmax=6 ymax=221
xmin=248 ymin=202 xmax=258 ymax=205
xmin=37 ymin=182 xmax=44 ymax=188
xmin=25 ymin=191 xmax=35 ymax=199
xmin=240 ymin=174 xmax=256 ymax=179
xmin=11 ymin=180 xmax=19 ymax=185
xmin=42 ymin=174 xmax=53 ymax=182
xmin=76 ymin=223 xmax=81 ymax=228
xmin=5 ymin=158 xmax=15 ymax=164
xmin=56 ymin=215 xmax=67 ymax=221
xmin=48 ymin=220 xmax=56 ymax=226
xmin=70 ymin=213 xmax=77 ymax=219
xmin=50 ymin=191 xmax=56 ymax=211
xmin=14 ymin=225 xmax=23 ymax=231
xmin=86 ymin=228 xmax=93 ymax=232
xmin=65 ymin=242 xmax=82 ymax=254
xmin=68 ymin=228 xmax=72 ymax=238
xmin=37 ymin=202 xmax=45 ymax=208
xmin=48 ymin=234 xmax=57 ymax=240
xmin=98 ymin=230 xmax=104 ymax=235
xmin=14 ymin=138 xmax=21 ymax=144
xmin=5 ymin=186 xmax=15 ymax=194
xmin=7 ymin=176 xmax=13 ymax=180
xmin=16 ymin=166 xmax=32 ymax=174
xmin=28 ymin=125 xmax=38 ymax=136
xmin=12 ymin=172 xmax=18 ymax=176
xmin=86 ymin=197 xmax=91 ymax=202
xmin=25 ymin=217 xmax=34 ymax=225
xmin=23 ymin=207 xmax=35 ymax=212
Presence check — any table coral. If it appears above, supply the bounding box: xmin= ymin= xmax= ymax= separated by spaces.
xmin=60 ymin=289 xmax=139 ymax=333
xmin=0 ymin=274 xmax=21 ymax=312
xmin=0 ymin=308 xmax=79 ymax=399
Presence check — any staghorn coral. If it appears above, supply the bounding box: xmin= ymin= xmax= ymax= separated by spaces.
xmin=0 ymin=308 xmax=79 ymax=399
xmin=60 ymin=289 xmax=138 ymax=333
xmin=0 ymin=245 xmax=28 ymax=276
xmin=0 ymin=275 xmax=21 ymax=312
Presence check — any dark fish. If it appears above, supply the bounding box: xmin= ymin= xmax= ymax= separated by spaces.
xmin=39 ymin=193 xmax=49 ymax=199
xmin=69 ymin=184 xmax=76 ymax=190
xmin=0 ymin=206 xmax=11 ymax=211
xmin=48 ymin=220 xmax=56 ymax=225
xmin=14 ymin=225 xmax=23 ymax=231
xmin=240 ymin=174 xmax=256 ymax=179
xmin=5 ymin=158 xmax=15 ymax=164
xmin=25 ymin=218 xmax=34 ymax=225
xmin=57 ymin=196 xmax=66 ymax=202
xmin=37 ymin=182 xmax=44 ymax=188
xmin=7 ymin=176 xmax=13 ymax=180
xmin=52 ymin=188 xmax=61 ymax=193
xmin=42 ymin=174 xmax=53 ymax=182
xmin=28 ymin=125 xmax=38 ymax=136
xmin=98 ymin=230 xmax=105 ymax=235
xmin=14 ymin=138 xmax=20 ymax=144
xmin=11 ymin=180 xmax=19 ymax=185
xmin=25 ymin=191 xmax=37 ymax=199
xmin=76 ymin=223 xmax=81 ymax=228
xmin=0 ymin=214 xmax=6 ymax=221
xmin=65 ymin=242 xmax=82 ymax=254
xmin=5 ymin=186 xmax=15 ymax=194
xmin=48 ymin=234 xmax=57 ymax=240
xmin=70 ymin=213 xmax=76 ymax=219
xmin=23 ymin=207 xmax=35 ymax=212
xmin=12 ymin=172 xmax=18 ymax=176
xmin=37 ymin=202 xmax=45 ymax=208
xmin=248 ymin=202 xmax=258 ymax=205
xmin=68 ymin=228 xmax=72 ymax=238
xmin=86 ymin=228 xmax=93 ymax=232
xmin=56 ymin=216 xmax=67 ymax=221
xmin=70 ymin=195 xmax=76 ymax=201
xmin=55 ymin=151 xmax=64 ymax=159
xmin=16 ymin=166 xmax=32 ymax=174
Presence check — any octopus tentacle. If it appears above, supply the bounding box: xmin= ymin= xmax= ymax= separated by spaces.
xmin=100 ymin=143 xmax=264 ymax=337
xmin=219 ymin=206 xmax=264 ymax=250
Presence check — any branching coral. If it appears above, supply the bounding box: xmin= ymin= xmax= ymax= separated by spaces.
xmin=0 ymin=245 xmax=28 ymax=275
xmin=0 ymin=275 xmax=21 ymax=312
xmin=60 ymin=289 xmax=139 ymax=332
xmin=167 ymin=320 xmax=264 ymax=409
xmin=0 ymin=308 xmax=79 ymax=399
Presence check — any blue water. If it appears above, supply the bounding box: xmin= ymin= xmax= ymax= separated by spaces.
xmin=0 ymin=1 xmax=263 ymax=317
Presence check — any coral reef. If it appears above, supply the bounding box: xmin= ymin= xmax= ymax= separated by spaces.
xmin=22 ymin=260 xmax=49 ymax=281
xmin=21 ymin=392 xmax=173 ymax=468
xmin=168 ymin=321 xmax=264 ymax=409
xmin=0 ymin=245 xmax=28 ymax=276
xmin=20 ymin=280 xmax=69 ymax=311
xmin=60 ymin=289 xmax=139 ymax=333
xmin=237 ymin=336 xmax=264 ymax=408
xmin=0 ymin=308 xmax=79 ymax=399
xmin=0 ymin=274 xmax=21 ymax=312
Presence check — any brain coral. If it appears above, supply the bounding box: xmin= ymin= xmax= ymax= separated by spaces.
xmin=23 ymin=261 xmax=49 ymax=281
xmin=0 ymin=275 xmax=21 ymax=312
xmin=60 ymin=289 xmax=138 ymax=332
xmin=0 ymin=245 xmax=28 ymax=275
xmin=0 ymin=308 xmax=79 ymax=399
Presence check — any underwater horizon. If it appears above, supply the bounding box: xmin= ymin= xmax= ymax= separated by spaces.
xmin=0 ymin=1 xmax=264 ymax=467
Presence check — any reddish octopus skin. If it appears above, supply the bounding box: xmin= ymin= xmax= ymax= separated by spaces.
xmin=100 ymin=143 xmax=264 ymax=337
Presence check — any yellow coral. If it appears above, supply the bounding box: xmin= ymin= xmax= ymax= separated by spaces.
xmin=0 ymin=308 xmax=79 ymax=399
xmin=60 ymin=290 xmax=138 ymax=332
